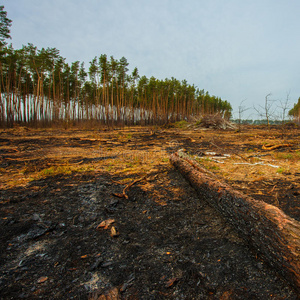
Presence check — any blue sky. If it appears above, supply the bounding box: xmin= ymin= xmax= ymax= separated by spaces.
xmin=3 ymin=0 xmax=300 ymax=118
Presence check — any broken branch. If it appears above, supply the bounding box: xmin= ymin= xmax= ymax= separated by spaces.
xmin=262 ymin=144 xmax=292 ymax=150
xmin=233 ymin=162 xmax=280 ymax=168
xmin=112 ymin=175 xmax=147 ymax=199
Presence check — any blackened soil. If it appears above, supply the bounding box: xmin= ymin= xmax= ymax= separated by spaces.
xmin=0 ymin=170 xmax=297 ymax=299
xmin=0 ymin=127 xmax=299 ymax=299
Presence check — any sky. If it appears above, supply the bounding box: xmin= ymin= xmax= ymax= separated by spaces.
xmin=3 ymin=0 xmax=300 ymax=119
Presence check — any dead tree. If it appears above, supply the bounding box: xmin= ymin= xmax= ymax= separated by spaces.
xmin=254 ymin=93 xmax=276 ymax=129
xmin=170 ymin=151 xmax=300 ymax=293
xmin=236 ymin=99 xmax=250 ymax=132
xmin=278 ymin=92 xmax=291 ymax=138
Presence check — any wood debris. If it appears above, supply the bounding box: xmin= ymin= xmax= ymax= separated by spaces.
xmin=110 ymin=226 xmax=119 ymax=237
xmin=165 ymin=277 xmax=178 ymax=288
xmin=37 ymin=276 xmax=48 ymax=284
xmin=91 ymin=287 xmax=121 ymax=300
xmin=96 ymin=219 xmax=115 ymax=230
xmin=262 ymin=144 xmax=292 ymax=150
xmin=194 ymin=114 xmax=237 ymax=130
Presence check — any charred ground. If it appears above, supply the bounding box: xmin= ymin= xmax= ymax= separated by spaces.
xmin=0 ymin=125 xmax=299 ymax=299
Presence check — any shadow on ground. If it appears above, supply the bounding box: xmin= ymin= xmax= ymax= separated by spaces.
xmin=0 ymin=167 xmax=297 ymax=299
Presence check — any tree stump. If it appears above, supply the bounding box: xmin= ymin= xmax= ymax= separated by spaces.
xmin=170 ymin=151 xmax=300 ymax=293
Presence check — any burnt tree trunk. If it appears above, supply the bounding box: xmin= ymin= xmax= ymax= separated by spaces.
xmin=170 ymin=151 xmax=300 ymax=293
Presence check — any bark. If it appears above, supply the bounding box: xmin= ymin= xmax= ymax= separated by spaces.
xmin=170 ymin=151 xmax=300 ymax=293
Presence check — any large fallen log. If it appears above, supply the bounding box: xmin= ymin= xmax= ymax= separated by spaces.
xmin=170 ymin=151 xmax=300 ymax=293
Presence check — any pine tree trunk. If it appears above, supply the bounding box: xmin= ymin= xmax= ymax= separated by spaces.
xmin=170 ymin=151 xmax=300 ymax=293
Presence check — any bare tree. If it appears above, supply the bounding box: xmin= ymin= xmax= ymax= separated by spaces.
xmin=254 ymin=93 xmax=276 ymax=130
xmin=278 ymin=92 xmax=291 ymax=138
xmin=279 ymin=92 xmax=290 ymax=123
xmin=237 ymin=99 xmax=250 ymax=132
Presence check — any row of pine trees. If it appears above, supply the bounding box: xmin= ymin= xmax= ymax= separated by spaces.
xmin=0 ymin=43 xmax=232 ymax=128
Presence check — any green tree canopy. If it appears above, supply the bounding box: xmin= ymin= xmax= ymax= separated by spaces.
xmin=0 ymin=6 xmax=12 ymax=47
xmin=0 ymin=42 xmax=233 ymax=127
xmin=288 ymin=97 xmax=300 ymax=117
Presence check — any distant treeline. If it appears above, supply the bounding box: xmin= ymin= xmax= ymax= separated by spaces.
xmin=231 ymin=119 xmax=296 ymax=125
xmin=0 ymin=44 xmax=232 ymax=128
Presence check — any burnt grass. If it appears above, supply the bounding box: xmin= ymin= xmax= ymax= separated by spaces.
xmin=0 ymin=126 xmax=299 ymax=299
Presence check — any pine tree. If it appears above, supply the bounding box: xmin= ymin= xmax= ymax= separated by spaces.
xmin=0 ymin=6 xmax=12 ymax=48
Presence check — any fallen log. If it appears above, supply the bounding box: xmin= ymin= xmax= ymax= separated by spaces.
xmin=170 ymin=151 xmax=300 ymax=293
